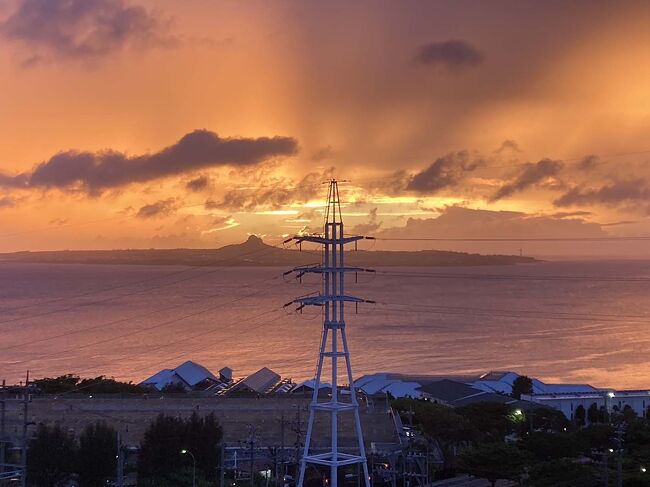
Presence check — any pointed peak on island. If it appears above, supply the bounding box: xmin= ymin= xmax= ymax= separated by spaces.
xmin=243 ymin=234 xmax=266 ymax=247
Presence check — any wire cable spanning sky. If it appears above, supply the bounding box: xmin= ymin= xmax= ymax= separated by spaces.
xmin=1 ymin=1 xmax=650 ymax=256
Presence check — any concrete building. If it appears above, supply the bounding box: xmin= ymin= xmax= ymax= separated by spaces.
xmin=523 ymin=389 xmax=650 ymax=421
xmin=353 ymin=370 xmax=646 ymax=418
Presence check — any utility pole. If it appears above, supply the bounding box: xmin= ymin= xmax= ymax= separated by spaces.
xmin=615 ymin=424 xmax=624 ymax=487
xmin=220 ymin=442 xmax=225 ymax=487
xmin=20 ymin=371 xmax=29 ymax=487
xmin=246 ymin=425 xmax=257 ymax=487
xmin=1 ymin=379 xmax=5 ymax=479
xmin=286 ymin=180 xmax=373 ymax=487
xmin=292 ymin=408 xmax=303 ymax=474
xmin=116 ymin=429 xmax=124 ymax=487
xmin=278 ymin=413 xmax=288 ymax=487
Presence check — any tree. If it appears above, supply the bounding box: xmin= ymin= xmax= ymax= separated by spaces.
xmin=458 ymin=443 xmax=528 ymax=487
xmin=138 ymin=412 xmax=223 ymax=485
xmin=456 ymin=402 xmax=511 ymax=441
xmin=574 ymin=405 xmax=586 ymax=427
xmin=33 ymin=374 xmax=145 ymax=394
xmin=26 ymin=424 xmax=77 ymax=487
xmin=77 ymin=422 xmax=117 ymax=487
xmin=512 ymin=376 xmax=533 ymax=400
xmin=576 ymin=423 xmax=614 ymax=451
xmin=587 ymin=403 xmax=600 ymax=424
xmin=623 ymin=405 xmax=638 ymax=422
xmin=519 ymin=431 xmax=584 ymax=461
xmin=525 ymin=459 xmax=598 ymax=487
xmin=527 ymin=406 xmax=572 ymax=432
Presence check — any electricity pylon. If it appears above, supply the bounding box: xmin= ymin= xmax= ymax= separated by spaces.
xmin=284 ymin=180 xmax=374 ymax=487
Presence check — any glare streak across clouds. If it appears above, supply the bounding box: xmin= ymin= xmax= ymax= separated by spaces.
xmin=1 ymin=130 xmax=298 ymax=193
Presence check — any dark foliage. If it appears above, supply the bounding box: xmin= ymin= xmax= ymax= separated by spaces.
xmin=34 ymin=374 xmax=145 ymax=394
xmin=456 ymin=402 xmax=511 ymax=441
xmin=77 ymin=422 xmax=117 ymax=487
xmin=137 ymin=412 xmax=222 ymax=485
xmin=519 ymin=431 xmax=584 ymax=461
xmin=26 ymin=424 xmax=76 ymax=487
xmin=574 ymin=404 xmax=586 ymax=427
xmin=511 ymin=375 xmax=533 ymax=399
xmin=525 ymin=459 xmax=598 ymax=487
xmin=458 ymin=442 xmax=528 ymax=487
xmin=161 ymin=382 xmax=188 ymax=393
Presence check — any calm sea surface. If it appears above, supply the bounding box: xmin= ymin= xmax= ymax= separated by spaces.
xmin=1 ymin=261 xmax=649 ymax=389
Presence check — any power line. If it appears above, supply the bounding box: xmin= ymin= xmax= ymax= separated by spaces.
xmin=0 ymin=241 xmax=285 ymax=326
xmin=6 ymin=280 xmax=283 ymax=369
xmin=376 ymin=302 xmax=650 ymax=325
xmin=373 ymin=236 xmax=650 ymax=242
xmin=54 ymin=308 xmax=287 ymax=389
xmin=375 ymin=270 xmax=650 ymax=283
xmin=0 ymin=273 xmax=281 ymax=352
xmin=38 ymin=305 xmax=291 ymax=396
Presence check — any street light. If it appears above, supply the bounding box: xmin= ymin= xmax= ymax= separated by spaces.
xmin=181 ymin=449 xmax=196 ymax=487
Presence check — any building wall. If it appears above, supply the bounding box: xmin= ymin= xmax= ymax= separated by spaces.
xmin=1 ymin=395 xmax=396 ymax=449
xmin=524 ymin=392 xmax=650 ymax=421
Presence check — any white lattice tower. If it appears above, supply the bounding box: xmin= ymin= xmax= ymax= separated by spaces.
xmin=285 ymin=180 xmax=373 ymax=487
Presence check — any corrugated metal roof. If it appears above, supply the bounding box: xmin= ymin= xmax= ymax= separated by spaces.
xmin=174 ymin=361 xmax=218 ymax=386
xmin=141 ymin=369 xmax=184 ymax=391
xmin=239 ymin=367 xmax=281 ymax=394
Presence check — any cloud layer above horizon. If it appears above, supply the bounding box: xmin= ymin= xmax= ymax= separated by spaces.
xmin=0 ymin=0 xmax=649 ymax=254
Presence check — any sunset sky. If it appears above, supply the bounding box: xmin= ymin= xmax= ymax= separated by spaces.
xmin=1 ymin=0 xmax=650 ymax=256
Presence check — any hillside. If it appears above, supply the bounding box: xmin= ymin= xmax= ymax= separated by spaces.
xmin=0 ymin=235 xmax=537 ymax=266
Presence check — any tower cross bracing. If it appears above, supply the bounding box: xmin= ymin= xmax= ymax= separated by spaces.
xmin=285 ymin=180 xmax=373 ymax=487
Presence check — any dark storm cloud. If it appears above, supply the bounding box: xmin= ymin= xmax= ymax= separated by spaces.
xmin=554 ymin=179 xmax=650 ymax=207
xmin=0 ymin=172 xmax=28 ymax=187
xmin=0 ymin=0 xmax=177 ymax=62
xmin=0 ymin=130 xmax=298 ymax=193
xmin=494 ymin=140 xmax=522 ymax=154
xmin=577 ymin=155 xmax=599 ymax=171
xmin=490 ymin=159 xmax=564 ymax=201
xmin=136 ymin=198 xmax=177 ymax=218
xmin=414 ymin=40 xmax=484 ymax=71
xmin=311 ymin=146 xmax=335 ymax=162
xmin=406 ymin=151 xmax=484 ymax=194
xmin=185 ymin=175 xmax=211 ymax=192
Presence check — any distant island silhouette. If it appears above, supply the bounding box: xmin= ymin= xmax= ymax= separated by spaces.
xmin=0 ymin=235 xmax=536 ymax=266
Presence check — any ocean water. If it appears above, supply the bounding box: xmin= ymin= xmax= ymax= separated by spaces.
xmin=0 ymin=261 xmax=649 ymax=389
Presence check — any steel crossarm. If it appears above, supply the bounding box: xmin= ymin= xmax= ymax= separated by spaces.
xmin=288 ymin=235 xmax=366 ymax=246
xmin=287 ymin=265 xmax=375 ymax=278
xmin=285 ymin=294 xmax=375 ymax=308
xmin=0 ymin=470 xmax=22 ymax=480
